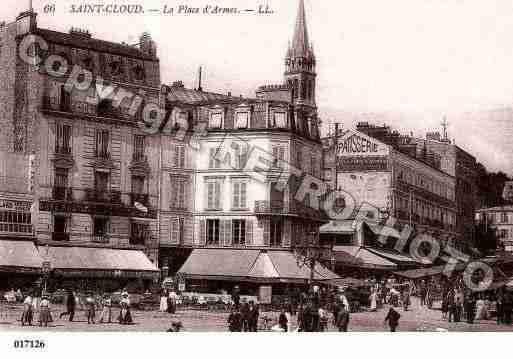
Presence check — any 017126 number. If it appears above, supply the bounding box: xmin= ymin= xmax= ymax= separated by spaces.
xmin=13 ymin=340 xmax=46 ymax=349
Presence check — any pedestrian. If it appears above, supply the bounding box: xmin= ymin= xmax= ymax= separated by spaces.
xmin=448 ymin=290 xmax=456 ymax=322
xmin=420 ymin=281 xmax=427 ymax=307
xmin=159 ymin=289 xmax=168 ymax=313
xmin=167 ymin=321 xmax=183 ymax=332
xmin=240 ymin=302 xmax=250 ymax=332
xmin=384 ymin=306 xmax=400 ymax=332
xmin=454 ymin=296 xmax=462 ymax=322
xmin=496 ymin=291 xmax=504 ymax=325
xmin=227 ymin=308 xmax=242 ymax=332
xmin=167 ymin=289 xmax=177 ymax=314
xmin=59 ymin=289 xmax=76 ymax=322
xmin=441 ymin=292 xmax=449 ymax=320
xmin=503 ymin=292 xmax=513 ymax=325
xmin=369 ymin=289 xmax=378 ymax=312
xmin=118 ymin=293 xmax=133 ymax=325
xmin=278 ymin=308 xmax=288 ymax=332
xmin=402 ymin=288 xmax=411 ymax=312
xmin=85 ymin=292 xmax=96 ymax=324
xmin=99 ymin=294 xmax=112 ymax=324
xmin=336 ymin=303 xmax=350 ymax=332
xmin=38 ymin=294 xmax=52 ymax=327
xmin=21 ymin=292 xmax=33 ymax=326
xmin=297 ymin=303 xmax=305 ymax=332
xmin=465 ymin=295 xmax=476 ymax=324
xmin=231 ymin=286 xmax=240 ymax=311
xmin=318 ymin=305 xmax=329 ymax=332
xmin=249 ymin=302 xmax=259 ymax=332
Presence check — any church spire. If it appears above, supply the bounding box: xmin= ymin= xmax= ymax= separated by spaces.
xmin=291 ymin=0 xmax=310 ymax=57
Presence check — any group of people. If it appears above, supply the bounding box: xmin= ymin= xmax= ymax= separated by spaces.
xmin=19 ymin=288 xmax=134 ymax=327
xmin=159 ymin=289 xmax=178 ymax=314
xmin=227 ymin=301 xmax=260 ymax=332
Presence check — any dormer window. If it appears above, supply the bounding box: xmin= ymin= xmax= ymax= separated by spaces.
xmin=209 ymin=110 xmax=224 ymax=129
xmin=273 ymin=112 xmax=287 ymax=128
xmin=235 ymin=111 xmax=249 ymax=129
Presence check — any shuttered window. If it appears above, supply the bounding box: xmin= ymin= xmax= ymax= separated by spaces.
xmin=95 ymin=129 xmax=110 ymax=159
xmin=133 ymin=135 xmax=145 ymax=162
xmin=173 ymin=145 xmax=186 ymax=168
xmin=206 ymin=180 xmax=222 ymax=210
xmin=170 ymin=217 xmax=185 ymax=245
xmin=207 ymin=219 xmax=221 ymax=246
xmin=170 ymin=177 xmax=187 ymax=210
xmin=55 ymin=123 xmax=72 ymax=154
xmin=209 ymin=148 xmax=221 ymax=169
xmin=272 ymin=146 xmax=286 ymax=169
xmin=232 ymin=220 xmax=246 ymax=246
xmin=232 ymin=181 xmax=247 ymax=210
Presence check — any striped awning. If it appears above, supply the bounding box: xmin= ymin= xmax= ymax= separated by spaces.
xmin=333 ymin=246 xmax=397 ymax=270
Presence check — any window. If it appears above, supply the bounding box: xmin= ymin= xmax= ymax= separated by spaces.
xmin=133 ymin=135 xmax=145 ymax=162
xmin=55 ymin=123 xmax=72 ymax=154
xmin=54 ymin=168 xmax=69 ymax=188
xmin=273 ymin=112 xmax=287 ymax=128
xmin=94 ymin=171 xmax=109 ymax=192
xmin=232 ymin=220 xmax=246 ymax=246
xmin=93 ymin=217 xmax=109 ymax=242
xmin=171 ymin=218 xmax=185 ymax=245
xmin=235 ymin=112 xmax=249 ymax=129
xmin=310 ymin=155 xmax=316 ymax=176
xmin=95 ymin=129 xmax=110 ymax=159
xmin=0 ymin=211 xmax=32 ymax=234
xmin=174 ymin=145 xmax=186 ymax=168
xmin=501 ymin=212 xmax=508 ymax=224
xmin=209 ymin=148 xmax=221 ymax=169
xmin=296 ymin=150 xmax=302 ymax=169
xmin=232 ymin=181 xmax=247 ymax=210
xmin=207 ymin=219 xmax=221 ymax=246
xmin=206 ymin=180 xmax=222 ymax=210
xmin=234 ymin=144 xmax=248 ymax=169
xmin=270 ymin=219 xmax=283 ymax=247
xmin=130 ymin=222 xmax=148 ymax=245
xmin=53 ymin=215 xmax=68 ymax=241
xmin=131 ymin=175 xmax=145 ymax=194
xmin=500 ymin=229 xmax=508 ymax=239
xmin=170 ymin=178 xmax=187 ymax=210
xmin=209 ymin=112 xmax=223 ymax=129
xmin=272 ymin=146 xmax=285 ymax=169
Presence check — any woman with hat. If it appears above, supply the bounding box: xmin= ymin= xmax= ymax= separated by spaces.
xmin=21 ymin=292 xmax=34 ymax=326
xmin=118 ymin=292 xmax=133 ymax=325
xmin=38 ymin=294 xmax=52 ymax=327
xmin=99 ymin=293 xmax=113 ymax=324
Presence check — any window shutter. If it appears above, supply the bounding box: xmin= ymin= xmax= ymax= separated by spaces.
xmin=207 ymin=182 xmax=214 ymax=210
xmin=219 ymin=219 xmax=225 ymax=246
xmin=180 ymin=146 xmax=185 ymax=168
xmin=233 ymin=182 xmax=240 ymax=209
xmin=224 ymin=220 xmax=232 ymax=247
xmin=199 ymin=219 xmax=206 ymax=246
xmin=173 ymin=145 xmax=179 ymax=168
xmin=283 ymin=221 xmax=291 ymax=247
xmin=263 ymin=219 xmax=270 ymax=247
xmin=246 ymin=220 xmax=253 ymax=246
xmin=170 ymin=218 xmax=179 ymax=244
xmin=240 ymin=183 xmax=247 ymax=209
xmin=215 ymin=181 xmax=221 ymax=210
xmin=209 ymin=148 xmax=215 ymax=169
xmin=170 ymin=178 xmax=177 ymax=209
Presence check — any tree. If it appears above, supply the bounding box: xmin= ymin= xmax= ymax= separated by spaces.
xmin=476 ymin=162 xmax=512 ymax=208
xmin=474 ymin=220 xmax=501 ymax=256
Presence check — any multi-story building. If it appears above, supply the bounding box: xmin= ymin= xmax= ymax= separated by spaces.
xmin=160 ymin=0 xmax=335 ymax=294
xmin=0 ymin=9 xmax=159 ymax=289
xmin=476 ymin=206 xmax=513 ymax=252
xmin=321 ymin=124 xmax=458 ymax=272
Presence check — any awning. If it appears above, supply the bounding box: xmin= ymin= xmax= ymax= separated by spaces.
xmin=322 ymin=277 xmax=370 ymax=288
xmin=43 ymin=246 xmax=159 ymax=279
xmin=320 ymin=220 xmax=356 ymax=234
xmin=365 ymin=223 xmax=401 ymax=239
xmin=394 ymin=262 xmax=468 ymax=279
xmin=333 ymin=246 xmax=397 ymax=270
xmin=366 ymin=248 xmax=419 ymax=265
xmin=0 ymin=240 xmax=43 ymax=274
xmin=178 ymin=249 xmax=338 ymax=284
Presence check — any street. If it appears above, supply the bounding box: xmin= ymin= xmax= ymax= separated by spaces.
xmin=1 ymin=297 xmax=512 ymax=332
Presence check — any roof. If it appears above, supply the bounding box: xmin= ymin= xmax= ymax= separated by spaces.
xmin=333 ymin=246 xmax=397 ymax=270
xmin=166 ymin=87 xmax=242 ymax=106
xmin=36 ymin=28 xmax=156 ymax=61
xmin=0 ymin=240 xmax=42 ymax=271
xmin=43 ymin=246 xmax=158 ymax=272
xmin=366 ymin=247 xmax=419 ymax=265
xmin=291 ymin=0 xmax=311 ymax=57
xmin=320 ymin=220 xmax=356 ymax=234
xmin=178 ymin=249 xmax=338 ymax=283
xmin=477 ymin=205 xmax=513 ymax=212
xmin=394 ymin=262 xmax=468 ymax=279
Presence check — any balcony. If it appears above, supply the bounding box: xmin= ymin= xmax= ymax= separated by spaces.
xmin=52 ymin=232 xmax=70 ymax=242
xmin=52 ymin=187 xmax=73 ymax=201
xmin=254 ymin=200 xmax=285 ymax=215
xmin=85 ymin=189 xmax=121 ymax=204
xmin=130 ymin=193 xmax=149 ymax=207
xmin=42 ymin=96 xmax=140 ymax=123
xmin=93 ymin=234 xmax=109 ymax=243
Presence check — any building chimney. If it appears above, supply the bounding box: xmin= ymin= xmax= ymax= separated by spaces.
xmin=197 ymin=66 xmax=203 ymax=92
xmin=139 ymin=32 xmax=157 ymax=57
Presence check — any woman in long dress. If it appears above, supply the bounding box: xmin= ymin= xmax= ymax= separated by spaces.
xmin=21 ymin=293 xmax=33 ymax=326
xmin=475 ymin=295 xmax=486 ymax=320
xmin=159 ymin=290 xmax=168 ymax=312
xmin=369 ymin=290 xmax=377 ymax=312
xmin=99 ymin=294 xmax=112 ymax=324
xmin=38 ymin=295 xmax=52 ymax=327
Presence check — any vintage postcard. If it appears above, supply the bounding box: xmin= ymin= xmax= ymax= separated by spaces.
xmin=1 ymin=0 xmax=513 ymax=349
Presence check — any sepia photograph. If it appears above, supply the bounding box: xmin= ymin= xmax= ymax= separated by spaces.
xmin=1 ymin=0 xmax=513 ymax=349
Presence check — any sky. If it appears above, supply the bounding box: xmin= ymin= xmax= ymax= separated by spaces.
xmin=2 ymin=0 xmax=513 ymax=175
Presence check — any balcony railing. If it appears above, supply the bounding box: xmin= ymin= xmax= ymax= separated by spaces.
xmin=93 ymin=234 xmax=109 ymax=243
xmin=52 ymin=187 xmax=73 ymax=201
xmin=254 ymin=200 xmax=285 ymax=215
xmin=85 ymin=189 xmax=121 ymax=203
xmin=0 ymin=223 xmax=33 ymax=235
xmin=130 ymin=193 xmax=149 ymax=207
xmin=52 ymin=232 xmax=70 ymax=241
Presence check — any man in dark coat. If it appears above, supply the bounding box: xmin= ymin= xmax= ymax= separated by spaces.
xmin=384 ymin=307 xmax=400 ymax=332
xmin=59 ymin=290 xmax=76 ymax=322
xmin=465 ymin=295 xmax=476 ymax=324
xmin=336 ymin=303 xmax=350 ymax=332
xmin=249 ymin=302 xmax=259 ymax=332
xmin=227 ymin=309 xmax=242 ymax=332
xmin=240 ymin=302 xmax=250 ymax=332
xmin=231 ymin=286 xmax=240 ymax=311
